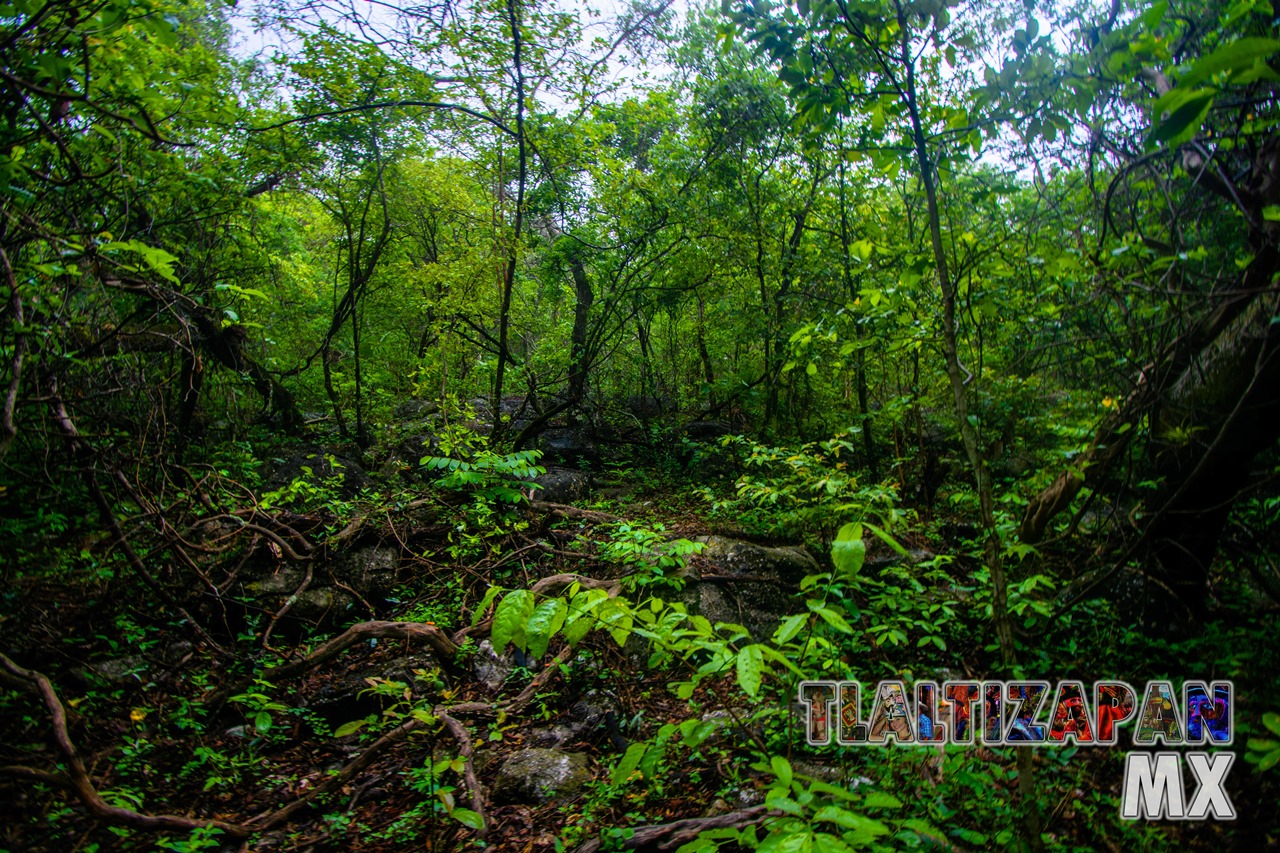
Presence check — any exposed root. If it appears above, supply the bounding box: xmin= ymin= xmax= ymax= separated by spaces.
xmin=438 ymin=709 xmax=487 ymax=835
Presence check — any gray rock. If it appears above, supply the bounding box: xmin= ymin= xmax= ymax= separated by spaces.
xmin=530 ymin=467 xmax=592 ymax=504
xmin=264 ymin=449 xmax=370 ymax=498
xmin=332 ymin=545 xmax=399 ymax=594
xmin=394 ymin=399 xmax=439 ymax=421
xmin=161 ymin=641 xmax=194 ymax=665
xmin=678 ymin=537 xmax=819 ymax=641
xmin=290 ymin=588 xmax=355 ymax=621
xmin=572 ymin=690 xmax=622 ymax=726
xmin=305 ymin=650 xmax=441 ymax=710
xmin=697 ymin=537 xmax=817 ymax=582
xmin=473 ymin=640 xmax=514 ymax=693
xmin=85 ymin=655 xmax=147 ymax=684
xmin=541 ymin=428 xmax=599 ymax=467
xmin=490 ymin=748 xmax=592 ymax=804
xmin=680 ymin=420 xmax=736 ymax=442
xmin=527 ymin=724 xmax=585 ymax=748
xmin=243 ymin=567 xmax=305 ymax=597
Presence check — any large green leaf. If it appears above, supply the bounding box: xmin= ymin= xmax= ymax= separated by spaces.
xmin=831 ymin=522 xmax=865 ymax=577
xmin=524 ymin=598 xmax=567 ymax=659
xmin=1179 ymin=37 xmax=1280 ymax=88
xmin=1148 ymin=89 xmax=1215 ymax=146
xmin=491 ymin=589 xmax=533 ymax=654
xmin=737 ymin=643 xmax=765 ymax=696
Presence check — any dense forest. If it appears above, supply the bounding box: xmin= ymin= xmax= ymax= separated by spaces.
xmin=2 ymin=0 xmax=1279 ymax=848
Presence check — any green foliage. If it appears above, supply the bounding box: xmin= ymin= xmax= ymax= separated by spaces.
xmin=1246 ymin=712 xmax=1280 ymax=772
xmin=602 ymin=522 xmax=705 ymax=589
xmin=420 ymin=448 xmax=545 ymax=505
xmin=703 ymin=436 xmax=901 ymax=538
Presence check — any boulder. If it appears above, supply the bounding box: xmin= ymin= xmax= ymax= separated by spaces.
xmin=394 ymin=399 xmax=439 ymax=421
xmin=331 ymin=545 xmax=399 ymax=595
xmin=680 ymin=420 xmax=735 ymax=442
xmin=473 ymin=639 xmax=514 ymax=693
xmin=490 ymin=748 xmax=592 ymax=805
xmin=531 ymin=467 xmax=592 ymax=504
xmin=541 ymin=427 xmax=599 ymax=467
xmin=304 ymin=649 xmax=441 ymax=716
xmin=264 ymin=448 xmax=370 ymax=499
xmin=289 ymin=588 xmax=355 ymax=621
xmin=679 ymin=537 xmax=818 ymax=641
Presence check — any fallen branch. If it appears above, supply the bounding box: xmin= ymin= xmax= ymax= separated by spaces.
xmin=573 ymin=806 xmax=777 ymax=852
xmin=528 ymin=500 xmax=620 ymax=523
xmin=530 ymin=573 xmax=622 ymax=598
xmin=205 ymin=621 xmax=460 ymax=710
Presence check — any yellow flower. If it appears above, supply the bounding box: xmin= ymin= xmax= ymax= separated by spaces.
xmin=130 ymin=708 xmax=147 ymax=723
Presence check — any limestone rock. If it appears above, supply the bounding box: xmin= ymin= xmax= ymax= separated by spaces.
xmin=490 ymin=748 xmax=592 ymax=805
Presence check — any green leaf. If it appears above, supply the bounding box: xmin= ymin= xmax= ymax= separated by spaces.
xmin=525 ymin=598 xmax=567 ymax=659
xmin=862 ymin=521 xmax=909 ymax=556
xmin=770 ymin=755 xmax=793 ymax=787
xmin=811 ymin=605 xmax=855 ymax=634
xmin=736 ymin=644 xmax=765 ymax=696
xmin=492 ymin=589 xmax=533 ymax=654
xmin=612 ymin=742 xmax=647 ymax=786
xmin=1148 ymin=89 xmax=1215 ymax=146
xmin=772 ymin=612 xmax=808 ymax=644
xmin=451 ymin=808 xmax=485 ymax=830
xmin=1179 ymin=37 xmax=1280 ymax=88
xmin=254 ymin=711 xmax=272 ymax=734
xmin=831 ymin=522 xmax=865 ymax=577
xmin=863 ymin=791 xmax=903 ymax=809
xmin=470 ymin=585 xmax=502 ymax=627
xmin=333 ymin=719 xmax=369 ymax=737
xmin=1263 ymin=712 xmax=1280 ymax=736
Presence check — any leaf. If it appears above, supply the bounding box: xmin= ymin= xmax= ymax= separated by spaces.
xmin=451 ymin=808 xmax=485 ymax=830
xmin=772 ymin=613 xmax=808 ymax=644
xmin=770 ymin=755 xmax=793 ymax=787
xmin=1264 ymin=712 xmax=1280 ymax=736
xmin=333 ymin=719 xmax=368 ymax=737
xmin=491 ymin=589 xmax=533 ymax=654
xmin=863 ymin=791 xmax=903 ymax=809
xmin=470 ymin=585 xmax=502 ymax=627
xmin=811 ymin=605 xmax=855 ymax=635
xmin=1179 ymin=37 xmax=1280 ymax=88
xmin=862 ymin=522 xmax=909 ymax=556
xmin=612 ymin=742 xmax=647 ymax=786
xmin=1148 ymin=89 xmax=1215 ymax=146
xmin=813 ymin=804 xmax=861 ymax=828
xmin=831 ymin=522 xmax=865 ymax=577
xmin=525 ymin=598 xmax=567 ymax=659
xmin=736 ymin=644 xmax=765 ymax=696
xmin=254 ymin=711 xmax=272 ymax=734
